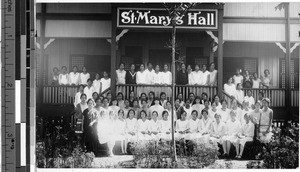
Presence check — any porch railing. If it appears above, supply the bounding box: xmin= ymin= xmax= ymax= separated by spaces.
xmin=291 ymin=89 xmax=299 ymax=107
xmin=43 ymin=85 xmax=78 ymax=104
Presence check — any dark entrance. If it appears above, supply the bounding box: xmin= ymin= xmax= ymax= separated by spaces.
xmin=149 ymin=49 xmax=172 ymax=69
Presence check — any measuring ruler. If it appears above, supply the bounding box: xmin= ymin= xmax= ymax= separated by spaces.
xmin=2 ymin=0 xmax=16 ymax=171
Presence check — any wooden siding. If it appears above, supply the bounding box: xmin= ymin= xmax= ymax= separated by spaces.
xmin=291 ymin=24 xmax=300 ymax=42
xmin=290 ymin=2 xmax=300 ymax=18
xmin=46 ymin=3 xmax=111 ymax=13
xmin=44 ymin=20 xmax=111 ymax=38
xmin=224 ymin=3 xmax=285 ymax=17
xmin=224 ymin=23 xmax=285 ymax=42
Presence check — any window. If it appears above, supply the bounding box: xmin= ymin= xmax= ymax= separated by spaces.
xmin=280 ymin=58 xmax=299 ymax=89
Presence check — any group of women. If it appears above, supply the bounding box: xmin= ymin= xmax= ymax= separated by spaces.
xmin=74 ymin=87 xmax=273 ymax=158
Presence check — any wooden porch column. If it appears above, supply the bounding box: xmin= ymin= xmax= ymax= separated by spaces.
xmin=110 ymin=5 xmax=117 ymax=97
xmin=285 ymin=3 xmax=291 ymax=120
xmin=217 ymin=5 xmax=224 ymax=96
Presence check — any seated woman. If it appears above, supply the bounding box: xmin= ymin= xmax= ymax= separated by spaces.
xmin=217 ymin=99 xmax=230 ymax=123
xmin=139 ymin=99 xmax=150 ymax=120
xmin=175 ymin=111 xmax=189 ymax=140
xmin=198 ymin=109 xmax=213 ymax=143
xmin=125 ymin=109 xmax=138 ymax=142
xmin=159 ymin=111 xmax=172 ymax=141
xmin=136 ymin=110 xmax=151 ymax=141
xmin=128 ymin=91 xmax=136 ymax=107
xmin=92 ymin=92 xmax=99 ymax=102
xmin=117 ymin=92 xmax=125 ymax=109
xmin=122 ymin=99 xmax=132 ymax=119
xmin=258 ymin=98 xmax=273 ymax=143
xmin=132 ymin=99 xmax=140 ymax=119
xmin=148 ymin=111 xmax=161 ymax=140
xmin=138 ymin=92 xmax=148 ymax=108
xmin=234 ymin=114 xmax=255 ymax=159
xmin=149 ymin=97 xmax=164 ymax=120
xmin=185 ymin=110 xmax=200 ymax=141
xmin=114 ymin=109 xmax=127 ymax=154
xmin=183 ymin=99 xmax=193 ymax=120
xmin=209 ymin=113 xmax=226 ymax=145
xmin=109 ymin=99 xmax=120 ymax=120
xmin=160 ymin=92 xmax=168 ymax=108
xmin=208 ymin=101 xmax=218 ymax=121
xmin=222 ymin=110 xmax=242 ymax=157
xmin=192 ymin=96 xmax=205 ymax=119
xmin=177 ymin=93 xmax=185 ymax=107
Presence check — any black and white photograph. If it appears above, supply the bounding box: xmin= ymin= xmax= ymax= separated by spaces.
xmin=1 ymin=0 xmax=299 ymax=170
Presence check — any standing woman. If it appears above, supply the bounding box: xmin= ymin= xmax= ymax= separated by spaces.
xmin=93 ymin=73 xmax=101 ymax=94
xmin=58 ymin=66 xmax=69 ymax=85
xmin=222 ymin=110 xmax=242 ymax=157
xmin=208 ymin=62 xmax=217 ymax=86
xmin=160 ymin=64 xmax=172 ymax=97
xmin=74 ymin=84 xmax=85 ymax=108
xmin=100 ymin=71 xmax=111 ymax=95
xmin=83 ymin=99 xmax=95 ymax=152
xmin=233 ymin=68 xmax=243 ymax=86
xmin=79 ymin=66 xmax=90 ymax=86
xmin=116 ymin=62 xmax=126 ymax=93
xmin=187 ymin=64 xmax=194 ymax=85
xmin=224 ymin=77 xmax=236 ymax=98
xmin=261 ymin=69 xmax=272 ymax=89
xmin=191 ymin=64 xmax=202 ymax=95
xmin=125 ymin=63 xmax=136 ymax=84
xmin=252 ymin=72 xmax=261 ymax=89
xmin=153 ymin=65 xmax=162 ymax=96
xmin=125 ymin=109 xmax=138 ymax=142
xmin=114 ymin=109 xmax=128 ymax=154
xmin=74 ymin=94 xmax=88 ymax=149
xmin=235 ymin=83 xmax=244 ymax=104
xmin=136 ymin=64 xmax=148 ymax=96
xmin=69 ymin=66 xmax=80 ymax=85
xmin=243 ymin=70 xmax=252 ymax=88
xmin=176 ymin=63 xmax=188 ymax=85
xmin=201 ymin=64 xmax=210 ymax=86
xmin=258 ymin=98 xmax=273 ymax=143
xmin=51 ymin=67 xmax=60 ymax=85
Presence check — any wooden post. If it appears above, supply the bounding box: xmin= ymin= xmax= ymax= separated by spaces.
xmin=110 ymin=5 xmax=117 ymax=97
xmin=209 ymin=38 xmax=214 ymax=63
xmin=217 ymin=6 xmax=224 ymax=97
xmin=285 ymin=3 xmax=291 ymax=120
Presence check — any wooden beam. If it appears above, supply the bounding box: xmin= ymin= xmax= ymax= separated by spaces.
xmin=36 ymin=13 xmax=112 ymax=20
xmin=285 ymin=3 xmax=291 ymax=120
xmin=110 ymin=5 xmax=117 ymax=97
xmin=224 ymin=16 xmax=300 ymax=24
xmin=217 ymin=5 xmax=224 ymax=97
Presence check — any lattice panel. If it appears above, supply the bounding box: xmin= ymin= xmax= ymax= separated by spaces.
xmin=244 ymin=59 xmax=257 ymax=74
xmin=290 ymin=59 xmax=295 ymax=88
xmin=37 ymin=54 xmax=41 ymax=86
xmin=71 ymin=56 xmax=85 ymax=71
xmin=121 ymin=56 xmax=134 ymax=71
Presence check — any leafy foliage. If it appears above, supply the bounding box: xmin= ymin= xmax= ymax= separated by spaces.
xmin=247 ymin=121 xmax=299 ymax=169
xmin=129 ymin=139 xmax=219 ymax=168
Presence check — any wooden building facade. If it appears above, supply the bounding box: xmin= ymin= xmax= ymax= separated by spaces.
xmin=36 ymin=2 xmax=299 ymax=121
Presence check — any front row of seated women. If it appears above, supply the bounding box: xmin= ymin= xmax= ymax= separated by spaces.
xmin=77 ymin=92 xmax=272 ymax=158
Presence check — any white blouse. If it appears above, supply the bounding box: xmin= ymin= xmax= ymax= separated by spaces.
xmin=69 ymin=72 xmax=80 ymax=85
xmin=176 ymin=120 xmax=189 ymax=132
xmin=208 ymin=108 xmax=218 ymax=120
xmin=100 ymin=78 xmax=111 ymax=92
xmin=233 ymin=75 xmax=243 ymax=85
xmin=74 ymin=92 xmax=82 ymax=107
xmin=235 ymin=90 xmax=245 ymax=103
xmin=192 ymin=104 xmax=205 ymax=117
xmin=241 ymin=122 xmax=255 ymax=137
xmin=160 ymin=71 xmax=172 ymax=85
xmin=198 ymin=118 xmax=213 ymax=133
xmin=211 ymin=121 xmax=226 ymax=136
xmin=148 ymin=119 xmax=161 ymax=132
xmin=208 ymin=70 xmax=217 ymax=85
xmin=137 ymin=119 xmax=150 ymax=132
xmin=187 ymin=119 xmax=200 ymax=133
xmin=116 ymin=69 xmax=126 ymax=84
xmin=188 ymin=72 xmax=194 ymax=85
xmin=79 ymin=73 xmax=90 ymax=85
xmin=224 ymin=83 xmax=236 ymax=97
xmin=114 ymin=119 xmax=126 ymax=134
xmin=59 ymin=73 xmax=69 ymax=85
xmin=191 ymin=71 xmax=203 ymax=85
xmin=126 ymin=118 xmax=137 ymax=133
xmin=201 ymin=70 xmax=210 ymax=85
xmin=225 ymin=119 xmax=241 ymax=135
xmin=136 ymin=71 xmax=148 ymax=84
xmin=153 ymin=72 xmax=162 ymax=84
xmin=93 ymin=79 xmax=101 ymax=94
xmin=244 ymin=96 xmax=255 ymax=108
xmin=183 ymin=107 xmax=193 ymax=119
xmin=217 ymin=108 xmax=230 ymax=123
xmin=160 ymin=119 xmax=171 ymax=133
xmin=83 ymin=86 xmax=95 ymax=101
xmin=145 ymin=69 xmax=155 ymax=84
xmin=252 ymin=79 xmax=261 ymax=88
xmin=149 ymin=105 xmax=165 ymax=120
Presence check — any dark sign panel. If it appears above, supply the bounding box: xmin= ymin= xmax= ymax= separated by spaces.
xmin=117 ymin=8 xmax=218 ymax=29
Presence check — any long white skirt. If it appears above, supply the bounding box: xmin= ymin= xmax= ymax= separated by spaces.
xmin=210 ymin=136 xmax=222 ymax=144
xmin=97 ymin=119 xmax=114 ymax=144
xmin=137 ymin=132 xmax=151 ymax=141
xmin=234 ymin=136 xmax=253 ymax=146
xmin=222 ymin=135 xmax=238 ymax=143
xmin=127 ymin=133 xmax=138 ymax=142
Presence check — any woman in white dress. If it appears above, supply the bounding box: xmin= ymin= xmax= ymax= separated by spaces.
xmin=235 ymin=83 xmax=244 ymax=104
xmin=177 ymin=93 xmax=185 ymax=107
xmin=208 ymin=101 xmax=218 ymax=121
xmin=93 ymin=73 xmax=101 ymax=94
xmin=208 ymin=62 xmax=217 ymax=86
xmin=213 ymin=95 xmax=222 ymax=109
xmin=261 ymin=69 xmax=272 ymax=89
xmin=125 ymin=109 xmax=138 ymax=142
xmin=114 ymin=109 xmax=128 ymax=154
xmin=148 ymin=111 xmax=161 ymax=140
xmin=91 ymin=97 xmax=115 ymax=156
xmin=108 ymin=99 xmax=120 ymax=121
xmin=252 ymin=72 xmax=261 ymax=89
xmin=149 ymin=98 xmax=165 ymax=120
xmin=217 ymin=99 xmax=230 ymax=123
xmin=187 ymin=65 xmax=194 ymax=85
xmin=74 ymin=84 xmax=85 ymax=107
xmin=231 ymin=99 xmax=244 ymax=124
xmin=233 ymin=68 xmax=244 ymax=86
xmin=234 ymin=114 xmax=255 ymax=159
xmin=185 ymin=110 xmax=200 ymax=140
xmin=79 ymin=66 xmax=90 ymax=86
xmin=224 ymin=77 xmax=236 ymax=98
xmin=58 ymin=66 xmax=69 ymax=85
xmin=198 ymin=109 xmax=213 ymax=143
xmin=136 ymin=64 xmax=148 ymax=96
xmin=159 ymin=111 xmax=172 ymax=141
xmin=201 ymin=64 xmax=210 ymax=86
xmin=183 ymin=99 xmax=193 ymax=120
xmin=258 ymin=98 xmax=273 ymax=143
xmin=222 ymin=110 xmax=242 ymax=157
xmin=153 ymin=65 xmax=162 ymax=96
xmin=192 ymin=96 xmax=205 ymax=119
xmin=116 ymin=62 xmax=126 ymax=93
xmin=100 ymin=71 xmax=111 ymax=94
xmin=137 ymin=110 xmax=151 ymax=141
xmin=117 ymin=92 xmax=125 ymax=109
xmin=161 ymin=64 xmax=172 ymax=97
xmin=159 ymin=92 xmax=168 ymax=109
xmin=209 ymin=113 xmax=226 ymax=145
xmin=175 ymin=111 xmax=189 ymax=140
xmin=69 ymin=66 xmax=80 ymax=85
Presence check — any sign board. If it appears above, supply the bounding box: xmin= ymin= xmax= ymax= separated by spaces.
xmin=117 ymin=8 xmax=218 ymax=29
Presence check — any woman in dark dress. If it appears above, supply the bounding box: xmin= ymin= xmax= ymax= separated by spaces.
xmin=92 ymin=98 xmax=103 ymax=155
xmin=83 ymin=98 xmax=95 ymax=152
xmin=125 ymin=63 xmax=137 ymax=84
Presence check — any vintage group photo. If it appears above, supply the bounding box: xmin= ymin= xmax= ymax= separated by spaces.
xmin=35 ymin=2 xmax=299 ymax=169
